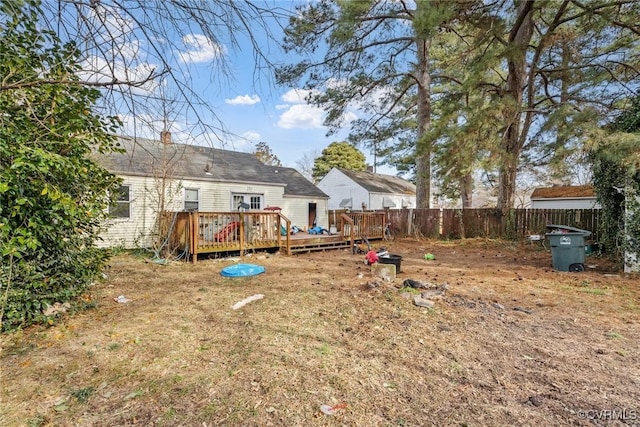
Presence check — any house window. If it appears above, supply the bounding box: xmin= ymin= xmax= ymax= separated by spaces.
xmin=185 ymin=188 xmax=199 ymax=211
xmin=109 ymin=184 xmax=131 ymax=219
xmin=250 ymin=196 xmax=261 ymax=210
xmin=232 ymin=193 xmax=263 ymax=210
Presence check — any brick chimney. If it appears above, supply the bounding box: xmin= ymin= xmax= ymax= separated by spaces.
xmin=160 ymin=130 xmax=172 ymax=144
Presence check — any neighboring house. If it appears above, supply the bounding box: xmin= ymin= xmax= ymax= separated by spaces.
xmin=95 ymin=135 xmax=329 ymax=248
xmin=530 ymin=185 xmax=600 ymax=209
xmin=317 ymin=167 xmax=416 ymax=212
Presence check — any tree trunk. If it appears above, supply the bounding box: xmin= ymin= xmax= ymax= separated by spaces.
xmin=415 ymin=36 xmax=432 ymax=209
xmin=496 ymin=0 xmax=534 ymax=209
xmin=460 ymin=173 xmax=473 ymax=208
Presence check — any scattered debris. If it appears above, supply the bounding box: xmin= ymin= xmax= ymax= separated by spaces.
xmin=403 ymin=278 xmax=449 ymax=308
xmin=424 ymin=253 xmax=436 ymax=260
xmin=232 ymin=294 xmax=264 ymax=310
xmin=492 ymin=303 xmax=506 ymax=310
xmin=366 ymin=281 xmax=381 ymax=290
xmin=113 ymin=295 xmax=130 ymax=304
xmin=43 ymin=302 xmax=71 ymax=316
xmin=145 ymin=258 xmax=167 ymax=265
xmin=365 ymin=250 xmax=379 ymax=265
xmin=413 ymin=296 xmax=435 ymax=308
xmin=513 ymin=307 xmax=532 ymax=314
xmin=437 ymin=323 xmax=451 ymax=332
xmin=403 ymin=279 xmax=426 ymax=289
xmin=320 ymin=403 xmax=347 ymax=415
xmin=527 ymin=395 xmax=543 ymax=407
xmin=420 ymin=289 xmax=445 ymax=300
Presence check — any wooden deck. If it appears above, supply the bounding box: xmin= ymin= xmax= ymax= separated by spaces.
xmin=167 ymin=211 xmax=388 ymax=262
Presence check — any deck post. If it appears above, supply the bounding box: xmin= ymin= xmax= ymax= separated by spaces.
xmin=239 ymin=211 xmax=245 ymax=256
xmin=190 ymin=211 xmax=197 ymax=264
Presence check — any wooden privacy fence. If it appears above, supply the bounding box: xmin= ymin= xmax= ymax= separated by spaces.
xmin=329 ymin=208 xmax=602 ymax=242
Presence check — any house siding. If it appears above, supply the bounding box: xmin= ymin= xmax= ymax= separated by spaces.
xmin=98 ymin=174 xmax=326 ymax=249
xmin=199 ymin=181 xmax=285 ymax=211
xmin=97 ymin=138 xmax=329 ymax=249
xmin=278 ymin=196 xmax=329 ymax=229
xmin=98 ymin=175 xmax=176 ymax=249
xmin=318 ymin=169 xmax=369 ymax=210
xmin=318 ymin=168 xmax=416 ymax=211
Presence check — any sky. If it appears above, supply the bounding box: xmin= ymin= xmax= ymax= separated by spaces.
xmin=91 ymin=0 xmax=398 ymax=177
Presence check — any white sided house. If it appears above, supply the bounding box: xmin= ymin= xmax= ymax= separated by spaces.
xmin=530 ymin=185 xmax=600 ymax=209
xmin=95 ymin=135 xmax=329 ymax=249
xmin=317 ymin=167 xmax=416 ymax=211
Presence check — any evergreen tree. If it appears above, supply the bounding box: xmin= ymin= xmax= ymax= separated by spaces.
xmin=278 ymin=0 xmax=462 ymax=208
xmin=312 ymin=141 xmax=367 ymax=181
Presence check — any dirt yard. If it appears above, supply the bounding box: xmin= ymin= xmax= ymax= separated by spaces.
xmin=1 ymin=238 xmax=639 ymax=426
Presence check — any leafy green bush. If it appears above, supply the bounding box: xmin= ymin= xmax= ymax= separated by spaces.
xmin=0 ymin=1 xmax=121 ymax=331
xmin=589 ymin=96 xmax=640 ymax=268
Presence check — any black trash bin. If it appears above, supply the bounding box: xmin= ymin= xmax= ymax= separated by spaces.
xmin=545 ymin=225 xmax=592 ymax=272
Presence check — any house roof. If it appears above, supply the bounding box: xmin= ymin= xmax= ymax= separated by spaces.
xmin=335 ymin=167 xmax=416 ymax=195
xmin=96 ymin=136 xmax=327 ymax=198
xmin=530 ymin=185 xmax=595 ymax=199
xmin=264 ymin=165 xmax=329 ymax=198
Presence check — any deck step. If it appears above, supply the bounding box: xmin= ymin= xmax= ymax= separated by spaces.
xmin=288 ymin=241 xmax=352 ymax=254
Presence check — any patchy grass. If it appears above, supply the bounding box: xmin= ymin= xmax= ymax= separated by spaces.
xmin=1 ymin=238 xmax=639 ymax=426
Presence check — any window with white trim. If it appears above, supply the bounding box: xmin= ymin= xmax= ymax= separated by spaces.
xmin=184 ymin=188 xmax=199 ymax=211
xmin=109 ymin=184 xmax=132 ymax=219
xmin=232 ymin=193 xmax=263 ymax=210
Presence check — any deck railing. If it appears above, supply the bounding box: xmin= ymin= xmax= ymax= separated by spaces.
xmin=340 ymin=211 xmax=387 ymax=239
xmin=170 ymin=211 xmax=290 ymax=262
xmin=168 ymin=210 xmax=384 ymax=261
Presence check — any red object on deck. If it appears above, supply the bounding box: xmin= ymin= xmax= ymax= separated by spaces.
xmin=264 ymin=206 xmax=282 ymax=211
xmin=215 ymin=221 xmax=239 ymax=242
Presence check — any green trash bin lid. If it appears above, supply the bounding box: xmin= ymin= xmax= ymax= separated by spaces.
xmin=545 ymin=224 xmax=592 ymax=237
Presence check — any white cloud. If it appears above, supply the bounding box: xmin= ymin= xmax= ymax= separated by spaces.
xmin=179 ymin=34 xmax=225 ymax=63
xmin=78 ymin=55 xmax=160 ymax=95
xmin=225 ymin=94 xmax=261 ymax=105
xmin=281 ymin=88 xmax=319 ymax=104
xmin=220 ymin=131 xmax=261 ymax=151
xmin=277 ymin=104 xmax=324 ymax=129
xmin=241 ymin=131 xmax=261 ymax=142
xmin=116 ymin=40 xmax=141 ymax=62
xmin=276 ymin=88 xmax=325 ymax=129
xmin=89 ymin=4 xmax=135 ymax=40
xmin=343 ymin=111 xmax=358 ymax=124
xmin=325 ymin=77 xmax=347 ymax=90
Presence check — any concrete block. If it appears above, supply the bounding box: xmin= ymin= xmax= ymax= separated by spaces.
xmin=371 ymin=262 xmax=396 ymax=281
